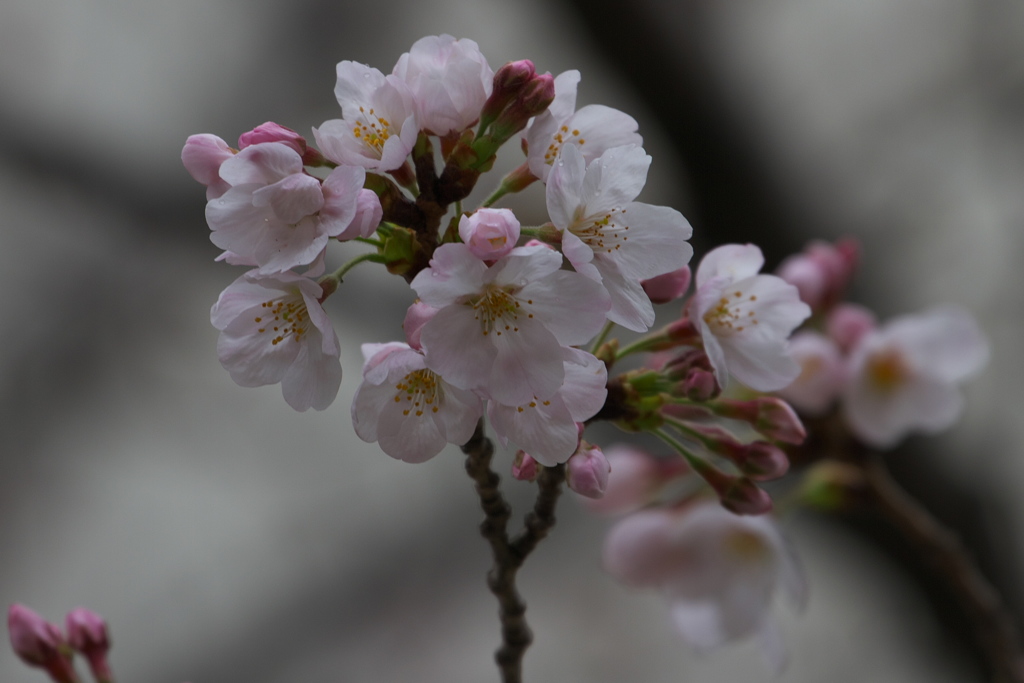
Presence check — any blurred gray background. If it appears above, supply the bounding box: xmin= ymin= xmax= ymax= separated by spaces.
xmin=1 ymin=0 xmax=1021 ymax=681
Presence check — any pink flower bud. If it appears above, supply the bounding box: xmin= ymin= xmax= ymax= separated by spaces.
xmin=403 ymin=301 xmax=438 ymax=351
xmin=344 ymin=188 xmax=384 ymax=240
xmin=566 ymin=442 xmax=611 ymax=499
xmin=490 ymin=73 xmax=555 ymax=140
xmin=66 ymin=608 xmax=111 ymax=683
xmin=238 ymin=121 xmax=307 ymax=155
xmin=586 ymin=445 xmax=669 ymax=515
xmin=181 ymin=134 xmax=234 ymax=200
xmin=8 ymin=605 xmax=78 ymax=683
xmin=641 ymin=266 xmax=691 ymax=304
xmin=523 ymin=238 xmax=555 ymax=250
xmin=512 ymin=450 xmax=539 ymax=482
xmin=713 ymin=397 xmax=806 ymax=445
xmin=827 ymin=303 xmax=876 ymax=353
xmin=719 ymin=477 xmax=774 ymax=516
xmin=681 ymin=369 xmax=718 ymax=401
xmin=776 ymin=256 xmax=828 ymax=311
xmin=458 ymin=208 xmax=520 ymax=261
xmin=480 ymin=60 xmax=536 ymax=126
xmin=777 ymin=238 xmax=859 ymax=313
xmin=736 ymin=442 xmax=790 ymax=481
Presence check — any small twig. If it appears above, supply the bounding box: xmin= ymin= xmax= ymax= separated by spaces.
xmin=864 ymin=456 xmax=1024 ymax=683
xmin=461 ymin=420 xmax=565 ymax=683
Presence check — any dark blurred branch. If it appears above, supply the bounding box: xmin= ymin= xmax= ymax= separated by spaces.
xmin=864 ymin=456 xmax=1024 ymax=683
xmin=462 ymin=420 xmax=565 ymax=683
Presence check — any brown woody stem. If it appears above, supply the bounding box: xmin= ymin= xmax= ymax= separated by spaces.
xmin=461 ymin=420 xmax=565 ymax=683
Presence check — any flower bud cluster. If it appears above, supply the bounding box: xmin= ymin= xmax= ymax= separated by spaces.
xmin=8 ymin=605 xmax=113 ymax=683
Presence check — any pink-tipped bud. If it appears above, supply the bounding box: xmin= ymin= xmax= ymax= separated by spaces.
xmin=719 ymin=477 xmax=774 ymax=516
xmin=490 ymin=73 xmax=555 ymax=140
xmin=713 ymin=397 xmax=806 ymax=445
xmin=480 ymin=60 xmax=536 ymax=126
xmin=238 ymin=122 xmax=306 ymax=155
xmin=586 ymin=445 xmax=676 ymax=515
xmin=336 ymin=188 xmax=384 ymax=241
xmin=459 ymin=208 xmax=520 ymax=261
xmin=512 ymin=450 xmax=539 ymax=482
xmin=523 ymin=238 xmax=555 ymax=250
xmin=566 ymin=442 xmax=611 ymax=499
xmin=777 ymin=238 xmax=860 ymax=313
xmin=403 ymin=301 xmax=438 ymax=351
xmin=682 ymin=369 xmax=718 ymax=401
xmin=8 ymin=605 xmax=78 ymax=683
xmin=735 ymin=442 xmax=790 ymax=481
xmin=642 ymin=266 xmax=692 ymax=304
xmin=181 ymin=134 xmax=234 ymax=200
xmin=827 ymin=303 xmax=876 ymax=353
xmin=66 ymin=608 xmax=111 ymax=683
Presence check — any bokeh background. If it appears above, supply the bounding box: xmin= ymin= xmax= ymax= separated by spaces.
xmin=1 ymin=0 xmax=1022 ymax=681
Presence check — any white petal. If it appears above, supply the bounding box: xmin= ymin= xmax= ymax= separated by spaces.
xmin=410 ymin=243 xmax=488 ymax=306
xmin=696 ymin=244 xmax=765 ymax=287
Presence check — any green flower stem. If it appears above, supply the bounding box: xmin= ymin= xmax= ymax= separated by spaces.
xmin=589 ymin=320 xmax=616 ymax=356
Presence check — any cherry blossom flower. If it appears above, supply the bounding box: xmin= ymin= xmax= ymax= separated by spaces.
xmin=205 ymin=142 xmax=367 ymax=274
xmin=603 ymin=501 xmax=805 ymax=670
xmin=547 ymin=143 xmax=693 ymax=331
xmin=585 ymin=445 xmax=687 ymax=516
xmin=692 ymin=244 xmax=810 ymax=392
xmin=459 ymin=208 xmax=520 ymax=261
xmin=392 ymin=34 xmax=493 ymax=136
xmin=313 ymin=61 xmax=418 ymax=172
xmin=351 ymin=342 xmax=482 ymax=463
xmin=523 ymin=70 xmax=642 ymax=182
xmin=410 ymin=243 xmax=609 ymax=406
xmin=842 ymin=306 xmax=989 ymax=448
xmin=182 ymin=133 xmax=234 ymax=200
xmin=486 ymin=347 xmax=608 ymax=465
xmin=777 ymin=331 xmax=847 ymax=416
xmin=211 ymin=271 xmax=341 ymax=411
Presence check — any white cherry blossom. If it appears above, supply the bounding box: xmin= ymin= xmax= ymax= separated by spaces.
xmin=392 ymin=34 xmax=493 ymax=136
xmin=546 ymin=144 xmax=693 ymax=331
xmin=205 ymin=142 xmax=367 ymax=274
xmin=410 ymin=243 xmax=609 ymax=406
xmin=211 ymin=271 xmax=341 ymax=411
xmin=486 ymin=347 xmax=607 ymax=466
xmin=352 ymin=342 xmax=482 ymax=463
xmin=692 ymin=244 xmax=810 ymax=392
xmin=842 ymin=306 xmax=988 ymax=448
xmin=603 ymin=501 xmax=805 ymax=671
xmin=313 ymin=61 xmax=418 ymax=172
xmin=524 ymin=70 xmax=642 ymax=182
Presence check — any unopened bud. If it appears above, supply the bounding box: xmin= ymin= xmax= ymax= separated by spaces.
xmin=459 ymin=208 xmax=520 ymax=261
xmin=719 ymin=477 xmax=774 ymax=516
xmin=238 ymin=121 xmax=306 ymax=156
xmin=641 ymin=266 xmax=691 ymax=304
xmin=685 ymin=454 xmax=773 ymax=515
xmin=8 ymin=605 xmax=78 ymax=683
xmin=566 ymin=442 xmax=611 ymax=499
xmin=403 ymin=301 xmax=437 ymax=351
xmin=712 ymin=397 xmax=806 ymax=445
xmin=479 ymin=60 xmax=536 ymax=130
xmin=490 ymin=73 xmax=555 ymax=141
xmin=827 ymin=303 xmax=876 ymax=353
xmin=735 ymin=442 xmax=790 ymax=481
xmin=681 ymin=369 xmax=718 ymax=401
xmin=512 ymin=450 xmax=539 ymax=482
xmin=66 ymin=608 xmax=112 ymax=683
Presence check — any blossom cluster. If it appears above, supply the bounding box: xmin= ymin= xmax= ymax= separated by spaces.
xmin=176 ymin=34 xmax=990 ymax=674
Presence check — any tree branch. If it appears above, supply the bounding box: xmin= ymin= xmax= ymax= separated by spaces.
xmin=864 ymin=456 xmax=1024 ymax=683
xmin=461 ymin=420 xmax=565 ymax=683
